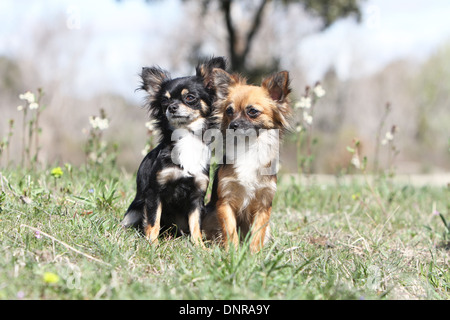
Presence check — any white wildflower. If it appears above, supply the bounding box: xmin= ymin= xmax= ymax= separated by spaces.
xmin=97 ymin=118 xmax=109 ymax=130
xmin=29 ymin=102 xmax=39 ymax=110
xmin=313 ymin=84 xmax=326 ymax=98
xmin=88 ymin=152 xmax=97 ymax=162
xmin=351 ymin=154 xmax=361 ymax=169
xmin=145 ymin=120 xmax=157 ymax=131
xmin=296 ymin=96 xmax=311 ymax=109
xmin=385 ymin=131 xmax=394 ymax=141
xmin=89 ymin=116 xmax=96 ymax=128
xmin=381 ymin=131 xmax=394 ymax=145
xmin=295 ymin=125 xmax=302 ymax=133
xmin=89 ymin=116 xmax=109 ymax=130
xmin=17 ymin=105 xmax=24 ymax=111
xmin=19 ymin=91 xmax=35 ymax=103
xmin=303 ymin=111 xmax=313 ymax=125
xmin=141 ymin=144 xmax=151 ymax=156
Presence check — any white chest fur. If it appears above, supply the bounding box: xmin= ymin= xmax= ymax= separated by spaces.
xmin=228 ymin=130 xmax=279 ymax=210
xmin=232 ymin=129 xmax=279 ymax=187
xmin=172 ymin=130 xmax=210 ymax=176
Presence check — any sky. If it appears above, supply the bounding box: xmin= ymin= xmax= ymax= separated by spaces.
xmin=299 ymin=0 xmax=450 ymax=80
xmin=1 ymin=0 xmax=450 ymax=101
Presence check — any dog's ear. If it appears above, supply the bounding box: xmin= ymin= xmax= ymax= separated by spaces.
xmin=211 ymin=68 xmax=236 ymax=101
xmin=140 ymin=67 xmax=171 ymax=96
xmin=262 ymin=71 xmax=291 ymax=103
xmin=262 ymin=71 xmax=292 ymax=130
xmin=196 ymin=56 xmax=227 ymax=90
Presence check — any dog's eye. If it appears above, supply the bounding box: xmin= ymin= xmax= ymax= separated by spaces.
xmin=184 ymin=94 xmax=197 ymax=105
xmin=161 ymin=97 xmax=170 ymax=105
xmin=247 ymin=107 xmax=261 ymax=118
xmin=226 ymin=106 xmax=234 ymax=116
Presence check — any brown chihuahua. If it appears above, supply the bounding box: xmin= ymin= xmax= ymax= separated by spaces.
xmin=202 ymin=69 xmax=291 ymax=252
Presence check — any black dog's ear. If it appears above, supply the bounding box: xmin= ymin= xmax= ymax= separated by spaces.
xmin=140 ymin=67 xmax=171 ymax=96
xmin=196 ymin=56 xmax=227 ymax=90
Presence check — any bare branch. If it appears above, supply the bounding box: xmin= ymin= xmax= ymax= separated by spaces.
xmin=242 ymin=0 xmax=269 ymax=64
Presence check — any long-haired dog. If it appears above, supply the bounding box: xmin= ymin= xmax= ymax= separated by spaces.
xmin=202 ymin=69 xmax=291 ymax=252
xmin=121 ymin=57 xmax=227 ymax=246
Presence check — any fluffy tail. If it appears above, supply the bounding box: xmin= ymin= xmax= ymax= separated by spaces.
xmin=120 ymin=199 xmax=144 ymax=230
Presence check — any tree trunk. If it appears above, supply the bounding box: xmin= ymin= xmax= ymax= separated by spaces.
xmin=221 ymin=0 xmax=269 ymax=73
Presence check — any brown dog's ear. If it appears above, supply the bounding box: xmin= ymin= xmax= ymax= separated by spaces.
xmin=262 ymin=71 xmax=292 ymax=131
xmin=196 ymin=56 xmax=227 ymax=90
xmin=212 ymin=68 xmax=236 ymax=101
xmin=140 ymin=67 xmax=171 ymax=96
xmin=262 ymin=71 xmax=291 ymax=103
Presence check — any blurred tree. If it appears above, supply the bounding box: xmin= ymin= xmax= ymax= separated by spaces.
xmin=193 ymin=0 xmax=363 ymax=77
xmin=0 ymin=56 xmax=22 ymax=91
xmin=413 ymin=42 xmax=450 ymax=168
xmin=119 ymin=0 xmax=364 ymax=79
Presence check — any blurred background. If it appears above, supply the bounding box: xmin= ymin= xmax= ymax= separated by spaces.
xmin=0 ymin=0 xmax=449 ymax=174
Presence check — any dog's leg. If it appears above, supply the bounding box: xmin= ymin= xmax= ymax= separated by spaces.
xmin=144 ymin=200 xmax=162 ymax=244
xmin=217 ymin=199 xmax=239 ymax=250
xmin=249 ymin=207 xmax=271 ymax=253
xmin=201 ymin=207 xmax=220 ymax=241
xmin=188 ymin=208 xmax=205 ymax=248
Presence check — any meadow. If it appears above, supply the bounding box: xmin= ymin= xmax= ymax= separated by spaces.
xmin=2 ymin=1 xmax=450 ymax=303
xmin=0 ymin=164 xmax=448 ymax=300
xmin=1 ymin=88 xmax=449 ymax=301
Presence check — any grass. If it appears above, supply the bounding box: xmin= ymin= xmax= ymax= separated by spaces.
xmin=0 ymin=165 xmax=449 ymax=300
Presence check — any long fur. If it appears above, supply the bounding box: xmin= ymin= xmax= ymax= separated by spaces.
xmin=122 ymin=57 xmax=227 ymax=246
xmin=202 ymin=69 xmax=292 ymax=252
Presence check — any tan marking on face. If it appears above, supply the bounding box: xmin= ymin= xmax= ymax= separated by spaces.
xmin=164 ymin=91 xmax=171 ymax=99
xmin=221 ymin=84 xmax=277 ymax=130
xmin=199 ymin=99 xmax=209 ymax=113
xmin=181 ymin=88 xmax=189 ymax=96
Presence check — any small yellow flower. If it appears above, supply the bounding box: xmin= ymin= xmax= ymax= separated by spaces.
xmin=43 ymin=272 xmax=60 ymax=284
xmin=50 ymin=167 xmax=64 ymax=178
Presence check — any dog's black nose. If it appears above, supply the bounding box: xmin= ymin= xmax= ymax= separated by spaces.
xmin=168 ymin=104 xmax=178 ymax=113
xmin=229 ymin=121 xmax=239 ymax=129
